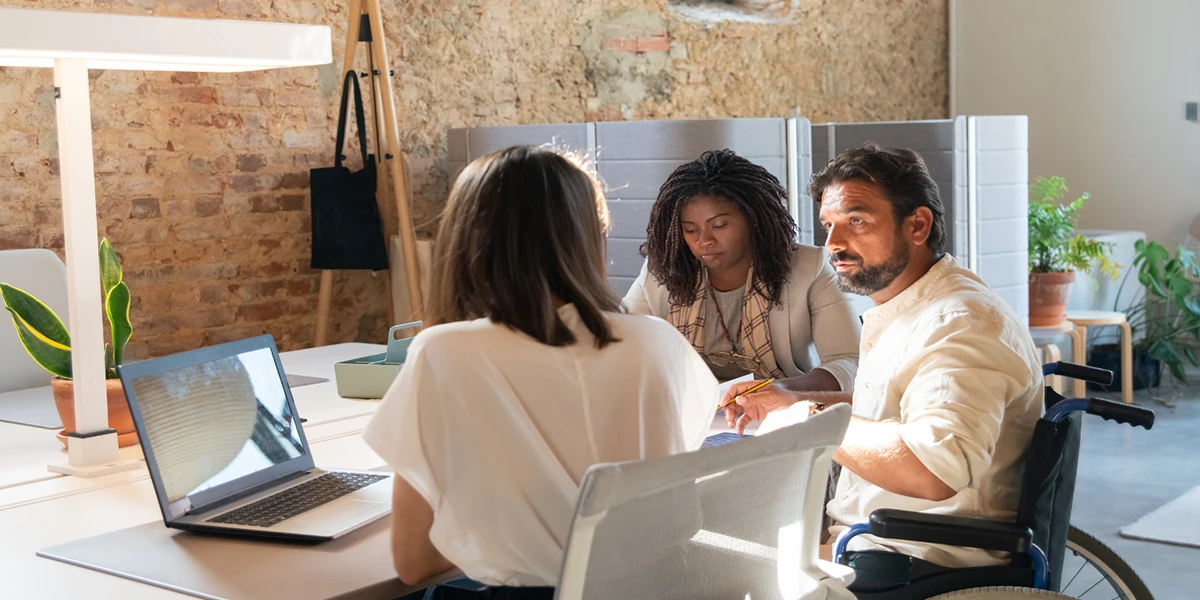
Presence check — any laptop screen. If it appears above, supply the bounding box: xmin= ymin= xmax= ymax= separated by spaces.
xmin=122 ymin=339 xmax=311 ymax=519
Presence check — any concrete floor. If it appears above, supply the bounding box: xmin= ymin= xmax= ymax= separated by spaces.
xmin=1072 ymin=387 xmax=1200 ymax=599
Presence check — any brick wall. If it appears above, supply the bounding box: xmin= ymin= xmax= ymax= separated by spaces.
xmin=0 ymin=0 xmax=947 ymax=357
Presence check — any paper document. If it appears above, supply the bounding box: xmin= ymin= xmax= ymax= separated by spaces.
xmin=757 ymin=402 xmax=817 ymax=436
xmin=285 ymin=374 xmax=329 ymax=388
xmin=710 ymin=373 xmax=762 ymax=439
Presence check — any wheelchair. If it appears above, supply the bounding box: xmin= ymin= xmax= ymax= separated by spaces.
xmin=833 ymin=361 xmax=1156 ymax=599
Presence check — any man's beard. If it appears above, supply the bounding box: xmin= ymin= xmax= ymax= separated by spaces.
xmin=830 ymin=240 xmax=910 ymax=296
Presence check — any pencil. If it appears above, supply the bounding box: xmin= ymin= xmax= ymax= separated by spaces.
xmin=718 ymin=378 xmax=774 ymax=411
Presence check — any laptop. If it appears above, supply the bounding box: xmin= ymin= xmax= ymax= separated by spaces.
xmin=118 ymin=335 xmax=393 ymax=542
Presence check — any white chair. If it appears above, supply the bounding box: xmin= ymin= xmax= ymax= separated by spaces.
xmin=556 ymin=404 xmax=855 ymax=600
xmin=0 ymin=249 xmax=70 ymax=393
xmin=0 ymin=249 xmax=70 ymax=429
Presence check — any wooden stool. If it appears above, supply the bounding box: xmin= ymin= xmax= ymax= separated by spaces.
xmin=1029 ymin=322 xmax=1083 ymax=397
xmin=1064 ymin=310 xmax=1133 ymax=404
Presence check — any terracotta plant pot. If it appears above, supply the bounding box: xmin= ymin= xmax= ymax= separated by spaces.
xmin=51 ymin=378 xmax=139 ymax=448
xmin=1029 ymin=271 xmax=1076 ymax=327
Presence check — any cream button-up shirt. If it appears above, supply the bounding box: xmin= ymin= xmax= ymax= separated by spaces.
xmin=826 ymin=255 xmax=1044 ymax=568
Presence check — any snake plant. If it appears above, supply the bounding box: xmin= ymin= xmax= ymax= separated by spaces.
xmin=0 ymin=238 xmax=132 ymax=380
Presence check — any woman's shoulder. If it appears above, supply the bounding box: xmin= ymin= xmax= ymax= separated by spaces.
xmin=624 ymin=259 xmax=670 ymax=316
xmin=607 ymin=310 xmax=680 ymax=340
xmin=787 ymin=243 xmax=828 ymax=271
xmin=605 ymin=312 xmax=698 ymax=363
xmin=413 ymin=311 xmax=682 ymax=353
xmin=783 ymin=243 xmax=833 ymax=288
xmin=407 ymin=318 xmax=513 ymax=356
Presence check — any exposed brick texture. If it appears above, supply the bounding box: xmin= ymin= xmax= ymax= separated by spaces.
xmin=0 ymin=0 xmax=947 ymax=358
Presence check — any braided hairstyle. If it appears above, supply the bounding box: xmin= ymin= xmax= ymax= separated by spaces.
xmin=640 ymin=149 xmax=797 ymax=307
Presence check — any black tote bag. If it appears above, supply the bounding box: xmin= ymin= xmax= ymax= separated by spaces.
xmin=309 ymin=71 xmax=389 ymax=271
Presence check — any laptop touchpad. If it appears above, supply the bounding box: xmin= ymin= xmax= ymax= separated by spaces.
xmin=286 ymin=499 xmax=386 ymax=532
xmin=321 ymin=500 xmax=385 ymax=521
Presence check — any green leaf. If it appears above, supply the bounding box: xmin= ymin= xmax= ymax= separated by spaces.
xmin=7 ymin=310 xmax=72 ymax=379
xmin=1141 ymin=241 xmax=1170 ymax=265
xmin=1184 ymin=346 xmax=1199 ymax=368
xmin=0 ymin=284 xmax=70 ymax=348
xmin=1179 ymin=246 xmax=1200 ymax=277
xmin=0 ymin=283 xmax=73 ymax=379
xmin=105 ymin=342 xmax=116 ymax=379
xmin=105 ymin=281 xmax=132 ymax=367
xmin=99 ymin=238 xmax=123 ymax=296
xmin=1186 ymin=297 xmax=1200 ymax=317
xmin=1168 ymin=274 xmax=1193 ymax=299
xmin=1137 ymin=270 xmax=1166 ymax=298
xmin=1146 ymin=338 xmax=1182 ymax=364
xmin=1167 ymin=360 xmax=1188 ymax=385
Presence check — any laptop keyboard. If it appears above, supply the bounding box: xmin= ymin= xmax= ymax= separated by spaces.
xmin=208 ymin=472 xmax=388 ymax=528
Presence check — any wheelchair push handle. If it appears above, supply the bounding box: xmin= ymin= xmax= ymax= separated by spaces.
xmin=1043 ymin=361 xmax=1113 ymax=386
xmin=1087 ymin=397 xmax=1154 ymax=430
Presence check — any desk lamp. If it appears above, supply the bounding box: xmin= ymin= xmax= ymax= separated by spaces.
xmin=0 ymin=7 xmax=331 ymax=477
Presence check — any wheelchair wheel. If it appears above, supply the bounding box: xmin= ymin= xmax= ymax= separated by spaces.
xmin=928 ymin=586 xmax=1072 ymax=599
xmin=1060 ymin=526 xmax=1154 ymax=599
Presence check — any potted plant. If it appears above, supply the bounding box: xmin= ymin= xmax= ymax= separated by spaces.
xmin=0 ymin=239 xmax=138 ymax=447
xmin=1028 ymin=176 xmax=1120 ymax=326
xmin=1090 ymin=240 xmax=1200 ymax=391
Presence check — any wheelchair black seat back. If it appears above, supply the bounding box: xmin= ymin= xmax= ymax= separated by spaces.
xmin=834 ymin=361 xmax=1154 ymax=600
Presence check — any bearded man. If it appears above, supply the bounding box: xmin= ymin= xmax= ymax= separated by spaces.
xmin=722 ymin=143 xmax=1044 ymax=569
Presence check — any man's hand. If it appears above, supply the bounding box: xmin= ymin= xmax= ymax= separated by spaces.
xmin=722 ymin=380 xmax=802 ymax=434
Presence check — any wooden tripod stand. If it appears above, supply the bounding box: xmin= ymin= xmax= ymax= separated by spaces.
xmin=314 ymin=0 xmax=423 ymax=346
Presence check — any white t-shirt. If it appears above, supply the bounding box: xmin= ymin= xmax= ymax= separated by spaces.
xmin=362 ymin=304 xmax=718 ymax=587
xmin=825 ymin=255 xmax=1044 ymax=568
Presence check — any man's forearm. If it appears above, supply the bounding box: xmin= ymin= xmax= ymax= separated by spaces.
xmin=777 ymin=369 xmax=849 ymax=401
xmin=777 ymin=371 xmax=852 ymax=407
xmin=833 ymin=417 xmax=956 ymax=502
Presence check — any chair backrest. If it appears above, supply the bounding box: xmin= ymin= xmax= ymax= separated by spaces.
xmin=1014 ymin=394 xmax=1083 ymax=593
xmin=0 ymin=249 xmax=70 ymax=393
xmin=556 ymin=404 xmax=852 ymax=600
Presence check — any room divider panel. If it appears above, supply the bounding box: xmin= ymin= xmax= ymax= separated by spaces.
xmin=448 ymin=118 xmax=809 ymax=294
xmin=448 ymin=115 xmax=1029 ymax=321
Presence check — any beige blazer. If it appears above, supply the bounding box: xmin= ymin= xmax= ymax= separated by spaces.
xmin=622 ymin=244 xmax=861 ymax=391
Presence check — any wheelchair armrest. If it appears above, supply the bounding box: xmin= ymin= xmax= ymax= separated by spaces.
xmin=868 ymin=508 xmax=1032 ymax=553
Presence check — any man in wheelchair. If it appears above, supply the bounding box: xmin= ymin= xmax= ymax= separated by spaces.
xmin=722 ymin=144 xmax=1046 ymax=594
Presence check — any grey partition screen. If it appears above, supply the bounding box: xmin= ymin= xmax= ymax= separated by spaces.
xmin=448 ymin=119 xmax=812 ymax=296
xmin=447 ymin=116 xmax=1027 ymax=320
xmin=810 ymin=119 xmax=968 ymax=259
xmin=595 ymin=118 xmax=805 ymax=293
xmin=446 ymin=123 xmax=593 ymax=183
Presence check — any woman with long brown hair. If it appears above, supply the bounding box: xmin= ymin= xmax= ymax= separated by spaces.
xmin=363 ymin=146 xmax=716 ymax=598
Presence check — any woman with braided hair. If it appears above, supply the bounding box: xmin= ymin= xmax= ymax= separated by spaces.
xmin=624 ymin=149 xmax=860 ymax=394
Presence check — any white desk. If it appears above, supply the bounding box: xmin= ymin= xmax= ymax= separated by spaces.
xmin=0 ymin=419 xmax=416 ymax=598
xmin=0 ymin=341 xmax=419 ymax=598
xmin=0 ymin=344 xmax=384 ymax=494
xmin=0 ymin=346 xmax=766 ymax=598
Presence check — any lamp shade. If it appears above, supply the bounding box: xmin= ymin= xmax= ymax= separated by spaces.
xmin=0 ymin=7 xmax=331 ymax=72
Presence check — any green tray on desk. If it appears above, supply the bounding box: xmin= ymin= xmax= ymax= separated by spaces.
xmin=334 ymin=322 xmax=421 ymax=399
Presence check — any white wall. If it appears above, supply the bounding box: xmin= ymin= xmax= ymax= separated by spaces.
xmin=951 ymin=0 xmax=1200 ymax=247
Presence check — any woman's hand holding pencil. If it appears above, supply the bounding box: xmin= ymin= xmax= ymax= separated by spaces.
xmin=717 ymin=378 xmax=774 ymax=411
xmin=721 ymin=378 xmax=813 ymax=434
